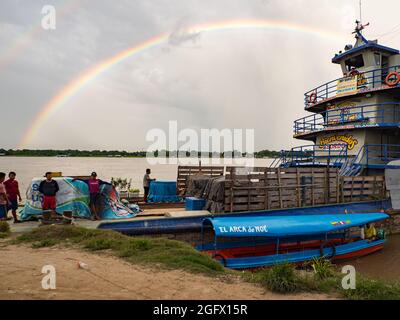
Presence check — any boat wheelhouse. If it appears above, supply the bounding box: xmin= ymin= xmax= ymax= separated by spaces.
xmin=275 ymin=22 xmax=400 ymax=176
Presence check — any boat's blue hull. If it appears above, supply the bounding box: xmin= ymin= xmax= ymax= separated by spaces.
xmin=98 ymin=200 xmax=391 ymax=235
xmin=222 ymin=239 xmax=386 ymax=269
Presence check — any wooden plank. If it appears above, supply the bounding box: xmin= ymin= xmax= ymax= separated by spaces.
xmin=342 ymin=176 xmax=384 ymax=182
xmin=343 ymin=190 xmax=379 ymax=196
xmin=230 ymin=167 xmax=234 ymax=213
xmin=324 ymin=167 xmax=329 ymax=204
xmin=296 ymin=168 xmax=301 ymax=207
xmin=336 ymin=170 xmax=340 ymax=204
xmin=247 ymin=174 xmax=251 ymax=211
xmin=311 ymin=168 xmax=315 ymax=206
xmin=264 ymin=169 xmax=269 ymax=210
xmin=277 ymin=168 xmax=283 ymax=209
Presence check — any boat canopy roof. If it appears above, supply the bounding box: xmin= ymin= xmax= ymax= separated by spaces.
xmin=332 ymin=41 xmax=399 ymax=64
xmin=203 ymin=213 xmax=388 ymax=238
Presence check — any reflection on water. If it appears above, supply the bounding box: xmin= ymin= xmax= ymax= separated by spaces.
xmin=339 ymin=235 xmax=400 ymax=282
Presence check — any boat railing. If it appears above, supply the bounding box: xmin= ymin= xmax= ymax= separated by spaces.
xmin=362 ymin=144 xmax=400 ymax=167
xmin=304 ymin=65 xmax=400 ymax=109
xmin=269 ymin=156 xmax=282 ymax=168
xmin=280 ymin=144 xmax=348 ymax=167
xmin=294 ymin=102 xmax=400 ymax=136
xmin=341 ymin=144 xmax=400 ymax=175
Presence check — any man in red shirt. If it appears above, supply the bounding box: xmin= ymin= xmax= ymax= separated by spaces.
xmin=4 ymin=171 xmax=21 ymax=223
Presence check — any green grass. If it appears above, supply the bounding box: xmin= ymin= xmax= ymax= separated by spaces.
xmin=0 ymin=221 xmax=10 ymax=238
xmin=13 ymin=225 xmax=224 ymax=274
xmin=310 ymin=257 xmax=335 ymax=280
xmin=10 ymin=225 xmax=400 ymax=299
xmin=243 ymin=260 xmax=400 ymax=299
xmin=0 ymin=221 xmax=10 ymax=233
xmin=254 ymin=263 xmax=301 ymax=293
xmin=0 ymin=232 xmax=9 ymax=239
xmin=341 ymin=276 xmax=400 ymax=300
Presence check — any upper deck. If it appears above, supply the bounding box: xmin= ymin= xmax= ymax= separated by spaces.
xmin=295 ymin=102 xmax=400 ymax=139
xmin=304 ymin=65 xmax=400 ymax=111
xmin=304 ymin=23 xmax=400 ymax=112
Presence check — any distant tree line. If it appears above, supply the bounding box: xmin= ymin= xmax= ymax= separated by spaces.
xmin=0 ymin=149 xmax=280 ymax=158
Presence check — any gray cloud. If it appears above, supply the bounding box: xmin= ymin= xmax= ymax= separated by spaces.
xmin=1 ymin=0 xmax=400 ymax=151
xmin=168 ymin=22 xmax=202 ymax=46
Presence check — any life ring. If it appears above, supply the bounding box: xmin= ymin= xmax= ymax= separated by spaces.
xmin=309 ymin=91 xmax=317 ymax=104
xmin=212 ymin=253 xmax=227 ymax=266
xmin=319 ymin=241 xmax=337 ymax=260
xmin=385 ymin=72 xmax=400 ymax=87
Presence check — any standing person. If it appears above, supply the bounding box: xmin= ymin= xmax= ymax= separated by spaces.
xmin=0 ymin=172 xmax=9 ymax=221
xmin=4 ymin=172 xmax=22 ymax=223
xmin=73 ymin=172 xmax=111 ymax=220
xmin=38 ymin=172 xmax=59 ymax=214
xmin=143 ymin=168 xmax=156 ymax=203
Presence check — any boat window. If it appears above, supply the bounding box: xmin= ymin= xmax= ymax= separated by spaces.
xmin=345 ymin=54 xmax=365 ymax=71
xmin=374 ymin=53 xmax=381 ymax=66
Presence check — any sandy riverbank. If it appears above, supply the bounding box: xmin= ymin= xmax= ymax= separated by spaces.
xmin=0 ymin=245 xmax=335 ymax=300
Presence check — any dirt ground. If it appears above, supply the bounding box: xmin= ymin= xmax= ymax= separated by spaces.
xmin=0 ymin=245 xmax=335 ymax=300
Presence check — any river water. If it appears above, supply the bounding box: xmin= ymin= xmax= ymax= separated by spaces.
xmin=339 ymin=235 xmax=400 ymax=282
xmin=0 ymin=156 xmax=272 ymax=198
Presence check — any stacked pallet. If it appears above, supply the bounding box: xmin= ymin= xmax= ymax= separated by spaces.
xmin=225 ymin=167 xmax=387 ymax=213
xmin=340 ymin=176 xmax=386 ymax=203
xmin=177 ymin=165 xmax=224 ymax=195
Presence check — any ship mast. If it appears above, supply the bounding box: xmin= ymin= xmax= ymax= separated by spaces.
xmin=353 ymin=0 xmax=369 ymax=45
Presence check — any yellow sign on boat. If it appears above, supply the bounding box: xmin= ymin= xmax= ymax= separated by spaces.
xmin=319 ymin=134 xmax=359 ymax=151
xmin=337 ymin=76 xmax=358 ymax=96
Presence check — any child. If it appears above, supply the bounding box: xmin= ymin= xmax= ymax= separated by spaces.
xmin=0 ymin=172 xmax=9 ymax=221
xmin=4 ymin=171 xmax=21 ymax=223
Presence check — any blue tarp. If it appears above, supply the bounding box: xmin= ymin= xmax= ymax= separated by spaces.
xmin=147 ymin=181 xmax=182 ymax=203
xmin=20 ymin=177 xmax=137 ymax=220
xmin=203 ymin=213 xmax=389 ymax=238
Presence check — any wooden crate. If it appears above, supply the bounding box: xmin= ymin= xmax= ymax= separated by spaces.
xmin=224 ymin=167 xmax=387 ymax=213
xmin=177 ymin=165 xmax=224 ymax=195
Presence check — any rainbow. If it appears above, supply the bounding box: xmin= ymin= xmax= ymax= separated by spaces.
xmin=19 ymin=19 xmax=347 ymax=148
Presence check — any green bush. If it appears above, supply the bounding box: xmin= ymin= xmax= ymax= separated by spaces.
xmin=83 ymin=238 xmax=121 ymax=251
xmin=311 ymin=258 xmax=334 ymax=280
xmin=32 ymin=239 xmax=57 ymax=248
xmin=259 ymin=263 xmax=300 ymax=293
xmin=0 ymin=232 xmax=9 ymax=239
xmin=0 ymin=221 xmax=10 ymax=233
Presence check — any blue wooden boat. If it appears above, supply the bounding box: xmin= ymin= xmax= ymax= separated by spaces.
xmin=198 ymin=212 xmax=389 ymax=269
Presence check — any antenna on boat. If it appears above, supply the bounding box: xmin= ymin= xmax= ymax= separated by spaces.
xmin=354 ymin=0 xmax=369 ymax=36
xmin=353 ymin=0 xmax=369 ymax=45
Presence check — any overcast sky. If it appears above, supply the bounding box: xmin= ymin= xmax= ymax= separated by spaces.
xmin=1 ymin=0 xmax=400 ymax=152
